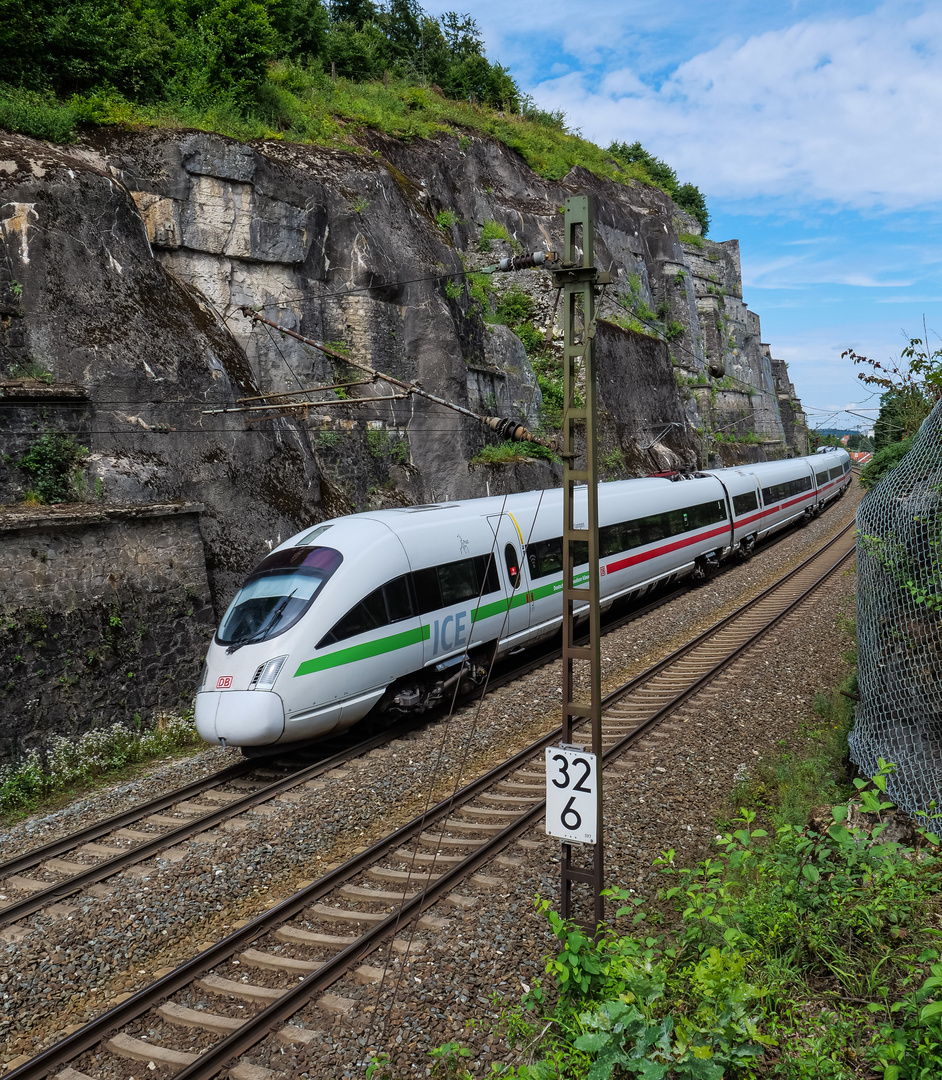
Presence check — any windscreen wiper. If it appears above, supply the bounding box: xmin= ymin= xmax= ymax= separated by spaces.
xmin=226 ymin=590 xmax=297 ymax=654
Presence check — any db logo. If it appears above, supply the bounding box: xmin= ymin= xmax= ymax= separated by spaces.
xmin=600 ymin=566 xmax=607 ymax=577
xmin=216 ymin=676 xmax=234 ymax=689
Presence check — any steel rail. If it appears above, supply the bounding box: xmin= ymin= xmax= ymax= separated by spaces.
xmin=0 ymin=716 xmax=423 ymax=926
xmin=0 ymin=761 xmax=256 ymax=878
xmin=6 ymin=516 xmax=855 ymax=1080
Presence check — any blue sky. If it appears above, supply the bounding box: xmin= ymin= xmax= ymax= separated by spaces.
xmin=424 ymin=0 xmax=942 ymax=434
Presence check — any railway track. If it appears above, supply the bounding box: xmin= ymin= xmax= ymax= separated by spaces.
xmin=0 ymin=522 xmax=752 ymax=928
xmin=5 ymin=515 xmax=856 ymax=1080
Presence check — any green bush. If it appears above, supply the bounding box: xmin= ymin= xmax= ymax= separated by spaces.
xmin=0 ymin=84 xmax=76 ymax=142
xmin=471 ymin=440 xmax=556 ymax=465
xmin=18 ymin=431 xmax=88 ymax=504
xmin=480 ymin=761 xmax=942 ymax=1080
xmin=860 ymin=436 xmax=914 ymax=489
xmin=479 ymin=218 xmax=514 ymax=251
xmin=494 ymin=286 xmax=534 ymax=327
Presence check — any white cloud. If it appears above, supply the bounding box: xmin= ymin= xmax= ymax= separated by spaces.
xmin=526 ymin=5 xmax=942 ymax=209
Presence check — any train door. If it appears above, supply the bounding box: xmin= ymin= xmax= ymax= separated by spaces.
xmin=487 ymin=513 xmax=531 ymax=646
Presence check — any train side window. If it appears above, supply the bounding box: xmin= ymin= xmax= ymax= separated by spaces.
xmin=412 ymin=567 xmax=442 ymax=614
xmin=383 ymin=575 xmax=414 ymax=622
xmin=621 ymin=521 xmax=641 ymax=549
xmin=600 ymin=523 xmax=623 ymax=558
xmin=438 ymin=558 xmax=478 ymax=605
xmin=815 ymin=470 xmax=828 ymax=485
xmin=637 ymin=512 xmax=666 ymax=547
xmin=319 ymin=587 xmax=388 ymax=646
xmin=529 ymin=537 xmax=563 ymax=579
xmin=504 ymin=544 xmax=521 ymax=589
xmin=829 ymin=466 xmax=843 ymax=481
xmin=661 ymin=508 xmax=681 ymax=535
xmin=733 ymin=491 xmax=759 ymax=516
xmin=476 ymin=553 xmax=500 ymax=594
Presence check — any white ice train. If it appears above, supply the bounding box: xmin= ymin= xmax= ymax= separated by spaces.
xmin=195 ymin=449 xmax=852 ymax=752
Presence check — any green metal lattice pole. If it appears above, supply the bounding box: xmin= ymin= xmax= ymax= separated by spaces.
xmin=553 ymin=195 xmax=605 ymax=927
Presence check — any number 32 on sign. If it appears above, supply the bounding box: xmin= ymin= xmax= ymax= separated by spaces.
xmin=545 ymin=746 xmax=598 ymax=844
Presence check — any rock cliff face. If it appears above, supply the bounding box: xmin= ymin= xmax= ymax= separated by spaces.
xmin=1 ymin=125 xmax=808 ymax=612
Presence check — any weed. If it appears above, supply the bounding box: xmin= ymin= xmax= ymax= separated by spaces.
xmin=600 ymin=447 xmax=625 ymax=477
xmin=0 ymin=713 xmax=201 ymax=821
xmin=18 ymin=431 xmax=88 ymax=504
xmin=436 ymin=209 xmax=457 ymax=228
xmin=471 ymin=440 xmax=556 ymax=465
xmin=444 ymin=278 xmax=462 ymax=300
xmin=350 ymin=195 xmax=369 ymax=214
xmin=679 ymin=231 xmax=704 ymax=249
xmin=479 ymin=219 xmax=519 ymax=252
xmin=315 ymin=429 xmax=341 ymax=449
xmin=366 ymin=429 xmax=409 ymax=464
xmin=7 ymin=360 xmax=54 ymax=383
xmin=0 ymin=84 xmax=77 ymax=142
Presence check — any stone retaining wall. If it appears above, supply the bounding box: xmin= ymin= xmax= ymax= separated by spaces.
xmin=0 ymin=504 xmax=214 ymax=762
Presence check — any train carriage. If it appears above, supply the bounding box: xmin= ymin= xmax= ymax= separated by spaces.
xmin=195 ymin=449 xmax=851 ymax=751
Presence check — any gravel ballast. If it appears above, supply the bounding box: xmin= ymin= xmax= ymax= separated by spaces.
xmin=0 ymin=489 xmax=861 ymax=1075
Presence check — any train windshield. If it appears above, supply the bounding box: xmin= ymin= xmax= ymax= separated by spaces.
xmin=217 ymin=546 xmax=343 ymax=650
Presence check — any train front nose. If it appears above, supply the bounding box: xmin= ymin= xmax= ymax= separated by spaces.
xmin=195 ymin=690 xmax=286 ymax=746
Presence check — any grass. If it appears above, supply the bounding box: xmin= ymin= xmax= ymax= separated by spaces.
xmin=2 ymin=65 xmax=689 ymax=204
xmin=0 ymin=713 xmax=202 ymax=825
xmin=470 ymin=440 xmax=557 ymax=465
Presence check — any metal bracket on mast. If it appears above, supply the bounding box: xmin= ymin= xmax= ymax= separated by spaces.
xmin=551 ymin=195 xmax=604 ymax=930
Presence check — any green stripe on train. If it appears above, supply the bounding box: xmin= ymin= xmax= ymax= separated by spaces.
xmin=471 ymin=572 xmax=591 ymax=622
xmin=294 ymin=623 xmax=431 ymax=677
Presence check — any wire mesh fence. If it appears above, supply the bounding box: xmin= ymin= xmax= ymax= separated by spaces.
xmin=851 ymin=398 xmax=942 ymax=812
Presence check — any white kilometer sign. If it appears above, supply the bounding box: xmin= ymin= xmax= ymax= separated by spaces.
xmin=545 ymin=746 xmax=598 ymax=844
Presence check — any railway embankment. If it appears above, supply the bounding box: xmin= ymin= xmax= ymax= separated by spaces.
xmin=0 ymin=485 xmax=860 ymax=1074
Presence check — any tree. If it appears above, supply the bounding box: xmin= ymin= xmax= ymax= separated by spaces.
xmin=439 ymin=11 xmax=483 ymax=60
xmin=326 ymin=0 xmax=377 ymax=26
xmin=324 ymin=18 xmax=388 ymax=80
xmin=607 ymin=141 xmax=710 ymax=236
xmin=267 ymin=0 xmax=328 ymax=57
xmin=843 ymin=326 xmax=941 ymax=450
xmin=846 ymin=432 xmax=874 ymax=452
xmin=382 ymin=0 xmax=421 ymax=64
xmin=0 ymin=0 xmax=172 ymax=98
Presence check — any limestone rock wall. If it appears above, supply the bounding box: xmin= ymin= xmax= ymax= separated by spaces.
xmin=0 ymin=124 xmax=810 ymax=754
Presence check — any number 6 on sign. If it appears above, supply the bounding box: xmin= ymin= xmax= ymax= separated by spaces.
xmin=545 ymin=747 xmax=598 ymax=844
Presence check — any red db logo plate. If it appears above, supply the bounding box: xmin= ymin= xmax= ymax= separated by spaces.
xmin=216 ymin=675 xmax=233 ymax=689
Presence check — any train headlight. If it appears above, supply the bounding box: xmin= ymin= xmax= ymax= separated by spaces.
xmin=250 ymin=655 xmax=288 ymax=691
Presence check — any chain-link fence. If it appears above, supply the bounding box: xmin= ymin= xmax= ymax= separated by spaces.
xmin=851 ymin=398 xmax=942 ymax=812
